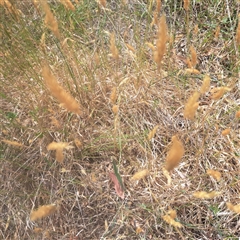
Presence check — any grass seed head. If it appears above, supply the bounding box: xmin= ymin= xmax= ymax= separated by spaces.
xmin=211 ymin=87 xmax=231 ymax=100
xmin=193 ymin=24 xmax=198 ymax=35
xmin=99 ymin=0 xmax=107 ymax=8
xmin=55 ymin=149 xmax=64 ymax=163
xmin=156 ymin=0 xmax=161 ymax=13
xmin=131 ymin=169 xmax=150 ymax=181
xmin=165 ymin=136 xmax=185 ymax=172
xmin=42 ymin=64 xmax=81 ymax=114
xmin=47 ymin=142 xmax=73 ymax=163
xmin=110 ymin=87 xmax=117 ymax=104
xmin=183 ymin=0 xmax=190 ymax=11
xmin=193 ymin=191 xmax=221 ymax=199
xmin=50 ymin=116 xmax=61 ymax=128
xmin=125 ymin=43 xmax=135 ymax=52
xmin=162 ymin=215 xmax=182 ymax=228
xmin=236 ymin=110 xmax=240 ymax=118
xmin=0 ymin=0 xmax=21 ymax=17
xmin=162 ymin=209 xmax=182 ymax=228
xmin=33 ymin=227 xmax=43 ymax=233
xmin=151 ymin=12 xmax=158 ymax=28
xmin=112 ymin=104 xmax=119 ymax=115
xmin=168 ymin=209 xmax=177 ymax=219
xmin=145 ymin=42 xmax=155 ymax=51
xmin=186 ymin=57 xmax=192 ymax=68
xmin=221 ymin=128 xmax=231 ymax=136
xmin=184 ymin=91 xmax=200 ymax=120
xmin=207 ymin=169 xmax=221 ymax=181
xmin=162 ymin=167 xmax=172 ymax=185
xmin=214 ymin=25 xmax=221 ymax=40
xmin=200 ymin=75 xmax=210 ymax=94
xmin=41 ymin=0 xmax=60 ymax=38
xmin=190 ymin=45 xmax=197 ymax=68
xmin=184 ymin=68 xmax=200 ymax=74
xmin=109 ymin=33 xmax=119 ymax=60
xmin=153 ymin=14 xmax=168 ymax=68
xmin=74 ymin=138 xmax=82 ymax=148
xmin=2 ymin=139 xmax=24 ymax=147
xmin=40 ymin=32 xmax=46 ymax=53
xmin=60 ymin=0 xmax=75 ymax=11
xmin=47 ymin=142 xmax=70 ymax=150
xmin=226 ymin=202 xmax=240 ymax=214
xmin=148 ymin=125 xmax=159 ymax=140
xmin=32 ymin=0 xmax=40 ymax=11
xmin=30 ymin=204 xmax=57 ymax=221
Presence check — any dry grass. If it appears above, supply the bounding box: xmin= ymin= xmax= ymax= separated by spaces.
xmin=0 ymin=1 xmax=240 ymax=239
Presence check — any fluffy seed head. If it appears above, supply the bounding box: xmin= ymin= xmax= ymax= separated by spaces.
xmin=2 ymin=139 xmax=24 ymax=147
xmin=47 ymin=142 xmax=73 ymax=163
xmin=190 ymin=45 xmax=197 ymax=68
xmin=148 ymin=125 xmax=159 ymax=140
xmin=30 ymin=204 xmax=57 ymax=221
xmin=41 ymin=0 xmax=60 ymax=38
xmin=110 ymin=87 xmax=117 ymax=104
xmin=200 ymin=75 xmax=210 ymax=94
xmin=236 ymin=110 xmax=240 ymax=118
xmin=162 ymin=167 xmax=172 ymax=185
xmin=165 ymin=136 xmax=185 ymax=171
xmin=162 ymin=209 xmax=182 ymax=228
xmin=211 ymin=87 xmax=231 ymax=100
xmin=184 ymin=68 xmax=200 ymax=74
xmin=226 ymin=202 xmax=240 ymax=214
xmin=99 ymin=0 xmax=107 ymax=8
xmin=153 ymin=15 xmax=168 ymax=68
xmin=42 ymin=64 xmax=81 ymax=114
xmin=109 ymin=33 xmax=119 ymax=60
xmin=193 ymin=24 xmax=198 ymax=35
xmin=184 ymin=91 xmax=200 ymax=120
xmin=221 ymin=128 xmax=230 ymax=136
xmin=214 ymin=25 xmax=221 ymax=40
xmin=207 ymin=169 xmax=221 ymax=181
xmin=60 ymin=0 xmax=75 ymax=11
xmin=193 ymin=191 xmax=221 ymax=199
xmin=183 ymin=0 xmax=190 ymax=11
xmin=131 ymin=169 xmax=149 ymax=181
xmin=112 ymin=105 xmax=119 ymax=115
xmin=156 ymin=0 xmax=161 ymax=13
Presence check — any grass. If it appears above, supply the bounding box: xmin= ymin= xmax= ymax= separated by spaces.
xmin=0 ymin=0 xmax=240 ymax=239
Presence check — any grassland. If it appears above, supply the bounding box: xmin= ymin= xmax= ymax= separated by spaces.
xmin=0 ymin=0 xmax=240 ymax=239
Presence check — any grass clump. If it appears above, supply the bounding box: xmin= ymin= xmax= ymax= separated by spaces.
xmin=0 ymin=0 xmax=240 ymax=239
